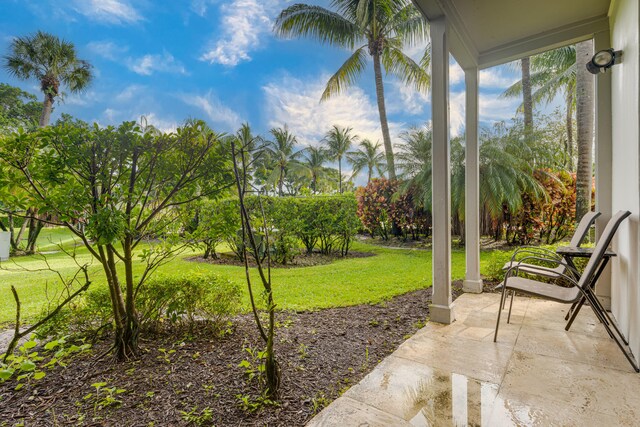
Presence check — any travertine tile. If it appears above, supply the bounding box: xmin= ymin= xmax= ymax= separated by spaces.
xmin=516 ymin=324 xmax=632 ymax=371
xmin=394 ymin=332 xmax=513 ymax=384
xmin=307 ymin=396 xmax=411 ymax=427
xmin=500 ymin=351 xmax=640 ymax=419
xmin=343 ymin=355 xmax=499 ymax=424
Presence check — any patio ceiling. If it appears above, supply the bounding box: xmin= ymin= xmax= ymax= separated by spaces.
xmin=412 ymin=0 xmax=612 ymax=68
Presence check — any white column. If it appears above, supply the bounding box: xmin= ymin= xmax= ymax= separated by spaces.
xmin=594 ymin=30 xmax=613 ymax=310
xmin=463 ymin=67 xmax=483 ymax=293
xmin=429 ymin=17 xmax=455 ymax=324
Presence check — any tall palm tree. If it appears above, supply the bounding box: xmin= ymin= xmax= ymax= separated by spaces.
xmin=263 ymin=126 xmax=306 ymax=196
xmin=521 ymin=57 xmax=533 ymax=131
xmin=274 ymin=0 xmax=430 ymax=180
xmin=347 ymin=139 xmax=385 ymax=184
xmin=503 ymin=46 xmax=576 ymax=169
xmin=502 ymin=41 xmax=594 ymax=221
xmin=3 ymin=31 xmax=93 ymax=127
xmin=302 ymin=145 xmax=328 ymax=193
xmin=574 ymin=39 xmax=594 ymax=222
xmin=324 ymin=125 xmax=358 ymax=193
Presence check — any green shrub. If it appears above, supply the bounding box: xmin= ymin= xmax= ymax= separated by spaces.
xmin=484 ymin=250 xmax=512 ymax=282
xmin=137 ymin=272 xmax=241 ymax=332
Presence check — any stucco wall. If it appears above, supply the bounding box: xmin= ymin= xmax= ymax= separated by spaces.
xmin=610 ymin=0 xmax=640 ymax=360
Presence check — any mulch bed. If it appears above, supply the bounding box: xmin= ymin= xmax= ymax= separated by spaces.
xmin=187 ymin=250 xmax=375 ymax=269
xmin=0 ymin=286 xmax=465 ymax=426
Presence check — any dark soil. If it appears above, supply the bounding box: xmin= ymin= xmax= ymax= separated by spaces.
xmin=0 ymin=286 xmax=464 ymax=427
xmin=187 ymin=250 xmax=375 ymax=269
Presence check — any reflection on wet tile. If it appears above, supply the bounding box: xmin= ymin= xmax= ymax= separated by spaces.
xmin=395 ymin=332 xmax=513 ymax=384
xmin=342 ymin=355 xmax=498 ymax=425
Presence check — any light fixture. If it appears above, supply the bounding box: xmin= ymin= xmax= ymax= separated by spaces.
xmin=586 ymin=49 xmax=622 ymax=74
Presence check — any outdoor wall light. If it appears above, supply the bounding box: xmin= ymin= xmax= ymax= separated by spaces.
xmin=586 ymin=49 xmax=622 ymax=74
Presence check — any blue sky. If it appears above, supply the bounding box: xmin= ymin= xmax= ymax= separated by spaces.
xmin=0 ymin=0 xmax=528 ymax=155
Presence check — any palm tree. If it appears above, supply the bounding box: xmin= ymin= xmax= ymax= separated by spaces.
xmin=347 ymin=139 xmax=386 ymax=184
xmin=302 ymin=145 xmax=328 ymax=193
xmin=396 ymin=125 xmax=432 ymax=210
xmin=574 ymin=39 xmax=594 ymax=222
xmin=324 ymin=125 xmax=358 ymax=193
xmin=3 ymin=31 xmax=93 ymax=127
xmin=274 ymin=0 xmax=430 ymax=180
xmin=502 ymin=41 xmax=594 ymax=221
xmin=502 ymin=46 xmax=576 ymax=169
xmin=263 ymin=126 xmax=307 ymax=196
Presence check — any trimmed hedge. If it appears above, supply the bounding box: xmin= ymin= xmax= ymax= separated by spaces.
xmin=192 ymin=194 xmax=360 ymax=261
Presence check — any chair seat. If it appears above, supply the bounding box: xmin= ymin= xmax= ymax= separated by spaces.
xmin=502 ymin=261 xmax=565 ymax=279
xmin=502 ymin=277 xmax=580 ymax=303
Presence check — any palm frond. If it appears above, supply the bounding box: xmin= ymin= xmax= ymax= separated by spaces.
xmin=381 ymin=47 xmax=430 ymax=94
xmin=321 ymin=46 xmax=368 ymax=101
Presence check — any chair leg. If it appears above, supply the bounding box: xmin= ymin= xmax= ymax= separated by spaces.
xmin=587 ymin=291 xmax=629 ymax=345
xmin=565 ymin=301 xmax=578 ymax=321
xmin=584 ymin=293 xmax=639 ymax=372
xmin=565 ymin=297 xmax=586 ymax=331
xmin=494 ymin=285 xmax=508 ymax=342
xmin=507 ymin=291 xmax=515 ymax=324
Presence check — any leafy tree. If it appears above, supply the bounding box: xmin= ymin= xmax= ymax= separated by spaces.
xmin=0 ymin=83 xmax=41 ymax=130
xmin=3 ymin=31 xmax=93 ymax=127
xmin=274 ymin=0 xmax=430 ymax=180
xmin=347 ymin=139 xmax=386 ymax=184
xmin=1 ymin=119 xmax=230 ymax=360
xmin=323 ymin=125 xmax=358 ymax=193
xmin=396 ymin=125 xmax=432 ymax=210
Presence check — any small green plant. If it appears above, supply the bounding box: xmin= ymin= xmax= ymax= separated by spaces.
xmin=180 ymin=406 xmax=213 ymax=426
xmin=0 ymin=339 xmax=46 ymax=390
xmin=235 ymin=392 xmax=278 ymax=413
xmin=310 ymin=392 xmax=331 ymax=414
xmin=157 ymin=348 xmax=176 ymax=364
xmin=84 ymin=382 xmax=126 ymax=412
xmin=238 ymin=346 xmax=266 ymax=382
xmin=297 ymin=343 xmax=309 ymax=360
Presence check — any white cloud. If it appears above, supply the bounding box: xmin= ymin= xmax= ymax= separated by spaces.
xmin=449 ymin=91 xmax=465 ymax=138
xmin=200 ymin=0 xmax=283 ymax=66
xmin=479 ymin=65 xmax=519 ymax=89
xmin=179 ymin=91 xmax=242 ymax=131
xmin=479 ymin=92 xmax=520 ymax=123
xmin=140 ymin=113 xmax=180 ymax=133
xmin=87 ymin=40 xmax=129 ymax=60
xmin=262 ymin=73 xmax=403 ymax=146
xmin=72 ymin=0 xmax=142 ymax=24
xmin=114 ymin=84 xmax=146 ymax=103
xmin=128 ymin=52 xmax=188 ymax=76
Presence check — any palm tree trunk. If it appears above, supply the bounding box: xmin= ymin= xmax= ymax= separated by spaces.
xmin=338 ymin=157 xmax=342 ymax=193
xmin=39 ymin=94 xmax=53 ymax=127
xmin=367 ymin=167 xmax=372 ymax=184
xmin=373 ymin=52 xmax=396 ymax=180
xmin=521 ymin=57 xmax=533 ymax=131
xmin=566 ymin=90 xmax=574 ymax=171
xmin=575 ymin=40 xmax=595 ymax=222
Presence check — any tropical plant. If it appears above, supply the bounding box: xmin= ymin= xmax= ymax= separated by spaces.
xmin=3 ymin=31 xmax=93 ymax=127
xmin=501 ymin=41 xmax=595 ymax=221
xmin=261 ymin=126 xmax=308 ymax=196
xmin=347 ymin=139 xmax=386 ymax=184
xmin=323 ymin=125 xmax=358 ymax=193
xmin=302 ymin=145 xmax=329 ymax=193
xmin=396 ymin=125 xmax=432 ymax=210
xmin=274 ymin=0 xmax=430 ymax=180
xmin=0 ymin=83 xmax=41 ymax=130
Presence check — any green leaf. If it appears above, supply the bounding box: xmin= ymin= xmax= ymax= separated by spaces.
xmin=15 ymin=383 xmax=24 ymax=391
xmin=33 ymin=371 xmax=46 ymax=380
xmin=19 ymin=360 xmax=36 ymax=372
xmin=0 ymin=369 xmax=13 ymax=381
xmin=23 ymin=341 xmax=37 ymax=350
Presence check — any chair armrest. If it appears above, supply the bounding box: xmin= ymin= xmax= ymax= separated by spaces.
xmin=505 ymin=255 xmax=580 ymax=287
xmin=509 ymin=246 xmax=562 ymax=263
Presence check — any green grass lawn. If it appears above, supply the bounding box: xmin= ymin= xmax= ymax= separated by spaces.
xmin=0 ymin=227 xmax=498 ymax=325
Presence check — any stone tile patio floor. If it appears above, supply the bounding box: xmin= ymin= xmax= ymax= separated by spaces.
xmin=307 ymin=293 xmax=640 ymax=426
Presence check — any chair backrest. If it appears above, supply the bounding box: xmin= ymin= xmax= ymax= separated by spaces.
xmin=569 ymin=211 xmax=601 ymax=247
xmin=578 ymin=210 xmax=631 ymax=289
